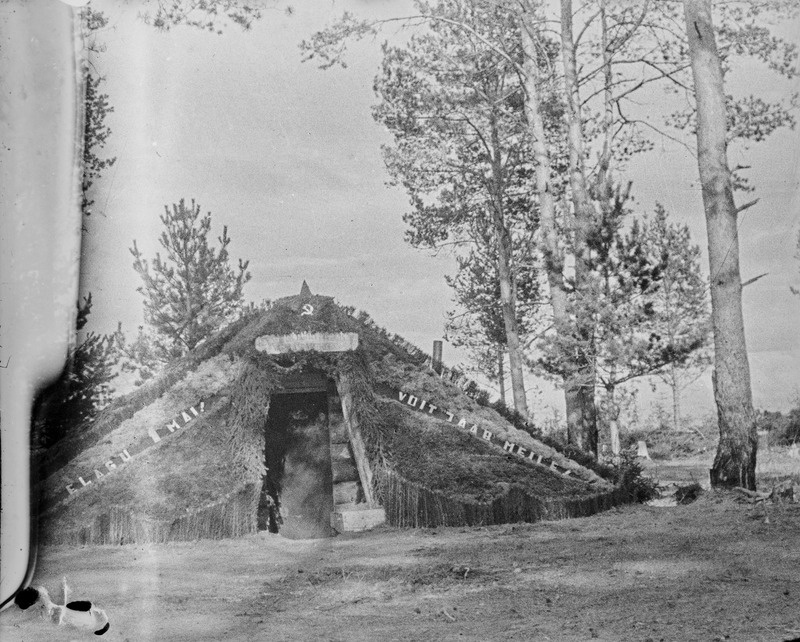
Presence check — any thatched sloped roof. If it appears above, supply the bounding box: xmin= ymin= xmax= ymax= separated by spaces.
xmin=38 ymin=287 xmax=623 ymax=544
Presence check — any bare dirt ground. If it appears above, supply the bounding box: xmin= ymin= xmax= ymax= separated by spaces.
xmin=3 ymin=460 xmax=800 ymax=642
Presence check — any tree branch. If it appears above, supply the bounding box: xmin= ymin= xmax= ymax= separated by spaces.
xmin=741 ymin=272 xmax=768 ymax=288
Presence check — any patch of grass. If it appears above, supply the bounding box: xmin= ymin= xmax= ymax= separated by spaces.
xmin=42 ymin=401 xmax=250 ymax=533
xmin=487 ymin=400 xmax=616 ymax=481
xmin=374 ymin=356 xmax=612 ymax=485
xmin=377 ymin=401 xmax=595 ymax=501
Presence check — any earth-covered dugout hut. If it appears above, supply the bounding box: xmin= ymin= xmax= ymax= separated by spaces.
xmin=37 ymin=284 xmax=625 ymax=544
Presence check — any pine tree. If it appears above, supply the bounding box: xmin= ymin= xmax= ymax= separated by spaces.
xmin=444 ymin=229 xmax=541 ymax=404
xmin=647 ymin=204 xmax=712 ymax=434
xmin=304 ymin=0 xmax=797 ymax=458
xmin=141 ymin=0 xmax=266 ymax=33
xmin=80 ymin=8 xmax=116 ymax=220
xmin=82 ymin=71 xmax=116 ymax=219
xmin=36 ymin=295 xmax=118 ymax=446
xmin=370 ymin=1 xmax=560 ymax=417
xmin=111 ymin=323 xmax=165 ymax=387
xmin=34 ymin=8 xmax=119 ymax=445
xmin=537 ymin=193 xmax=710 ymax=456
xmin=130 ymin=198 xmax=251 ymax=360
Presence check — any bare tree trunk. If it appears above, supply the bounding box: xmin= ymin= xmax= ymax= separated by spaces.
xmin=559 ymin=0 xmax=598 ymax=455
xmin=684 ymin=0 xmax=757 ymax=490
xmin=496 ymin=247 xmax=528 ymax=417
xmin=608 ymin=385 xmax=621 ymax=457
xmin=488 ymin=115 xmax=528 ymax=417
xmin=670 ymin=364 xmax=682 ymax=433
xmin=664 ymin=269 xmax=682 ymax=433
xmin=519 ymin=14 xmax=582 ymax=439
xmin=497 ymin=347 xmax=506 ymax=407
xmin=596 ymin=0 xmax=614 ymax=199
xmin=491 ymin=216 xmax=528 ymax=417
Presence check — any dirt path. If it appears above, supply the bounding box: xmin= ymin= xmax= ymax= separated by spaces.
xmin=3 ymin=492 xmax=800 ymax=642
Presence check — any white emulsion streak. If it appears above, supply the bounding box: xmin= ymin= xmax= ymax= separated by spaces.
xmin=0 ymin=1 xmax=83 ymax=608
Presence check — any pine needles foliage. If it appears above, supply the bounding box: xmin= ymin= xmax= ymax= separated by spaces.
xmin=226 ymin=359 xmax=278 ymax=481
xmin=130 ymin=198 xmax=251 ymax=360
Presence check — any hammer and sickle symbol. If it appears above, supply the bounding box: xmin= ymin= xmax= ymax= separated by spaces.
xmin=301 ymin=303 xmax=314 ymax=316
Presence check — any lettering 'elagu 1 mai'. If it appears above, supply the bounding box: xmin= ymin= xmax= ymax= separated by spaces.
xmin=64 ymin=402 xmax=205 ymax=496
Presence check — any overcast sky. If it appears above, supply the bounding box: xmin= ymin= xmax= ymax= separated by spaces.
xmin=81 ymin=0 xmax=800 ymax=416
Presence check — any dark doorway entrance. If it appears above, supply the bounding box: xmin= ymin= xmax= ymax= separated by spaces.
xmin=259 ymin=390 xmax=334 ymax=539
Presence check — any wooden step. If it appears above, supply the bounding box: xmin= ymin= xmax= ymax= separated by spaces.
xmin=330 ymin=443 xmax=353 ymax=461
xmin=333 ymin=481 xmax=360 ymax=505
xmin=331 ymin=460 xmax=360 ymax=483
xmin=329 ymin=418 xmax=348 ymax=443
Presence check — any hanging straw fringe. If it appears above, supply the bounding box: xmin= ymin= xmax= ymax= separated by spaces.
xmin=43 ymin=483 xmax=260 ymax=545
xmin=167 ymin=483 xmax=259 ymax=542
xmin=226 ymin=362 xmax=274 ymax=481
xmin=379 ymin=468 xmax=626 ymax=529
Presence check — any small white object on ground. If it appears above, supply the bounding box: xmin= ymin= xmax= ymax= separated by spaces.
xmin=14 ymin=577 xmax=109 ymax=636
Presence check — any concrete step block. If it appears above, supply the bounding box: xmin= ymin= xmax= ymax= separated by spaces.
xmin=331 ymin=505 xmax=386 ymax=533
